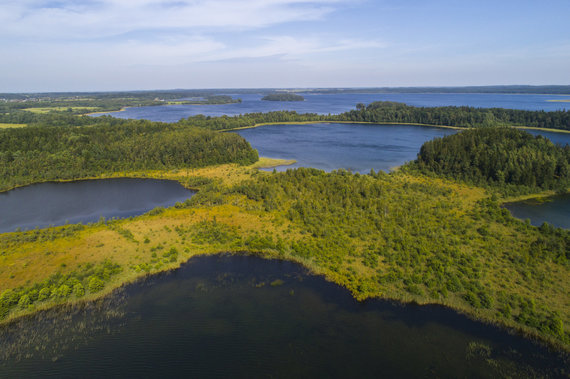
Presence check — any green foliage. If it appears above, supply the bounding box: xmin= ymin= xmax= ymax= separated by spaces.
xmin=162 ymin=247 xmax=179 ymax=263
xmin=0 ymin=118 xmax=258 ymax=191
xmin=73 ymin=283 xmax=85 ymax=297
xmin=220 ymin=168 xmax=569 ymax=344
xmin=0 ymin=260 xmax=122 ymax=320
xmin=414 ymin=127 xmax=570 ymax=194
xmin=192 ymin=219 xmax=240 ymax=245
xmin=0 ymin=224 xmax=85 ymax=250
xmin=261 ymin=93 xmax=305 ymax=101
xmin=87 ymin=276 xmax=105 ymax=293
xmin=340 ymin=101 xmax=570 ymax=131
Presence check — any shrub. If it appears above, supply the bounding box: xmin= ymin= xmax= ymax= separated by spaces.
xmin=88 ymin=276 xmax=105 ymax=293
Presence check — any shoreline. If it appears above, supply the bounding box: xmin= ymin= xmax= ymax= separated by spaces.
xmin=85 ymin=107 xmax=129 ymax=116
xmin=1 ymin=166 xmax=569 ymax=353
xmin=222 ymin=121 xmax=570 ymax=134
xmin=1 ymin=171 xmax=569 ymax=353
xmin=219 ymin=120 xmax=465 ymax=133
xmin=2 ymin=249 xmax=569 ymax=355
xmin=0 ymin=156 xmax=296 ymax=194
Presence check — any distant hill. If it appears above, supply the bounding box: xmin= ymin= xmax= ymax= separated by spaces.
xmin=261 ymin=93 xmax=305 ymax=102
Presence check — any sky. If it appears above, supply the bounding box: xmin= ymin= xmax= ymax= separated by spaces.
xmin=1 ymin=0 xmax=569 ymax=92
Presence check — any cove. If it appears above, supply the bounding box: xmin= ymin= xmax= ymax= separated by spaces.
xmin=235 ymin=123 xmax=457 ymax=173
xmin=504 ymin=194 xmax=570 ymax=229
xmin=0 ymin=178 xmax=194 ymax=234
xmin=0 ymin=254 xmax=567 ymax=377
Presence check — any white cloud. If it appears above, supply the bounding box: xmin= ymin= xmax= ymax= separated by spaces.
xmin=0 ymin=0 xmax=344 ymax=40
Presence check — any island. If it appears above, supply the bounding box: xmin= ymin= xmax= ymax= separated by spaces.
xmin=261 ymin=93 xmax=305 ymax=101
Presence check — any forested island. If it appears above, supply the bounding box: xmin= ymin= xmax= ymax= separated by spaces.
xmin=0 ymin=102 xmax=569 ymax=353
xmin=261 ymin=93 xmax=305 ymax=101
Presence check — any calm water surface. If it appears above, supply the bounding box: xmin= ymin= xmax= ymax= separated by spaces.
xmin=524 ymin=129 xmax=570 ymax=146
xmin=0 ymin=178 xmax=194 ymax=233
xmin=93 ymin=93 xmax=570 ymax=122
xmin=236 ymin=123 xmax=457 ymax=173
xmin=1 ymin=255 xmax=567 ymax=378
xmin=504 ymin=194 xmax=570 ymax=229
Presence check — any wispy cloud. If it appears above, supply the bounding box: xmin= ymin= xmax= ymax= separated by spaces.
xmin=0 ymin=0 xmax=382 ymax=69
xmin=0 ymin=0 xmax=343 ymax=40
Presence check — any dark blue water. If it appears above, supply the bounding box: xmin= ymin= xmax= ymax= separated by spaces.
xmin=504 ymin=194 xmax=570 ymax=229
xmin=236 ymin=123 xmax=457 ymax=172
xmin=0 ymin=178 xmax=194 ymax=233
xmin=524 ymin=129 xmax=570 ymax=146
xmin=92 ymin=93 xmax=570 ymax=122
xmin=1 ymin=255 xmax=567 ymax=378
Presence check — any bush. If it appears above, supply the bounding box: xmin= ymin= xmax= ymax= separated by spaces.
xmin=73 ymin=283 xmax=85 ymax=297
xmin=88 ymin=276 xmax=105 ymax=293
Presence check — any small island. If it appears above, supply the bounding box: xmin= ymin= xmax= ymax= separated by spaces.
xmin=261 ymin=93 xmax=305 ymax=102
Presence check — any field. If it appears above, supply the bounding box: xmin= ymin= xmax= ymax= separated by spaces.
xmin=23 ymin=106 xmax=100 ymax=113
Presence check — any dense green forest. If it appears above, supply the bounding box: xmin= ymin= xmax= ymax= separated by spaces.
xmin=177 ymin=101 xmax=570 ymax=131
xmin=340 ymin=102 xmax=570 ymax=130
xmin=0 ymin=120 xmax=258 ymax=191
xmin=413 ymin=128 xmax=570 ymax=194
xmin=261 ymin=93 xmax=305 ymax=101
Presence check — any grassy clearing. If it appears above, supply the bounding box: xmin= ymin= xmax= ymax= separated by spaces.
xmin=251 ymin=157 xmax=296 ymax=169
xmin=0 ymin=123 xmax=27 ymax=129
xmin=23 ymin=107 xmax=100 ymax=114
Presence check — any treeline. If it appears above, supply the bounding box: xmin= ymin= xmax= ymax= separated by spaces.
xmin=176 ymin=111 xmax=326 ymax=131
xmin=339 ymin=102 xmax=570 ymax=130
xmin=261 ymin=93 xmax=305 ymax=101
xmin=414 ymin=127 xmax=570 ymax=194
xmin=177 ymin=102 xmax=569 ymax=131
xmin=0 ymin=120 xmax=258 ymax=191
xmin=3 ymin=100 xmax=569 ymax=132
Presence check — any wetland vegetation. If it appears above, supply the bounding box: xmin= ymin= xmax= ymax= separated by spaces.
xmin=0 ymin=102 xmax=569 ymax=358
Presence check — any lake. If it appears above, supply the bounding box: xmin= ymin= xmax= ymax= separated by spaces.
xmin=504 ymin=194 xmax=570 ymax=229
xmin=523 ymin=128 xmax=570 ymax=146
xmin=0 ymin=178 xmax=194 ymax=234
xmin=92 ymin=93 xmax=570 ymax=122
xmin=236 ymin=123 xmax=457 ymax=173
xmin=1 ymin=254 xmax=567 ymax=378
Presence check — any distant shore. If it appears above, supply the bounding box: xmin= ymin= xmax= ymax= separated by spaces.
xmin=85 ymin=107 xmax=129 ymax=116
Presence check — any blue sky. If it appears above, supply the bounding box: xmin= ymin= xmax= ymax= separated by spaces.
xmin=1 ymin=0 xmax=569 ymax=92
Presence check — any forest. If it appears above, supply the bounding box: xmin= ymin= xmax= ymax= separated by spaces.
xmin=0 ymin=119 xmax=258 ymax=191
xmin=178 ymin=101 xmax=570 ymax=131
xmin=339 ymin=102 xmax=570 ymax=130
xmin=261 ymin=93 xmax=305 ymax=101
xmin=413 ymin=127 xmax=570 ymax=194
